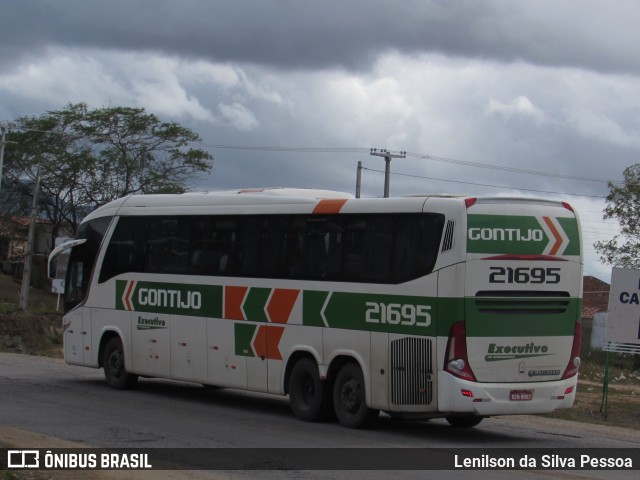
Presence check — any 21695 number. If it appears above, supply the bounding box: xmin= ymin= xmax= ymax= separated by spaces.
xmin=365 ymin=302 xmax=432 ymax=327
xmin=489 ymin=267 xmax=561 ymax=284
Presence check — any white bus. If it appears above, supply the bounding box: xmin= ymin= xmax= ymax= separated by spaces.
xmin=49 ymin=188 xmax=583 ymax=428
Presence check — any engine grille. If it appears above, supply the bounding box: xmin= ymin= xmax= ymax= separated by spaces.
xmin=391 ymin=337 xmax=433 ymax=406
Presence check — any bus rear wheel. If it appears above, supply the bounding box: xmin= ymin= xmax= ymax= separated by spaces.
xmin=445 ymin=415 xmax=484 ymax=428
xmin=103 ymin=337 xmax=138 ymax=390
xmin=333 ymin=362 xmax=379 ymax=428
xmin=289 ymin=357 xmax=331 ymax=422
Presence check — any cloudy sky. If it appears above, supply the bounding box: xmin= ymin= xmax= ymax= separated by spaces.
xmin=2 ymin=0 xmax=639 ymax=281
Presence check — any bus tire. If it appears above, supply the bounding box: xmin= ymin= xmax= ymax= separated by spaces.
xmin=333 ymin=362 xmax=379 ymax=428
xmin=289 ymin=357 xmax=331 ymax=422
xmin=103 ymin=337 xmax=138 ymax=390
xmin=446 ymin=415 xmax=483 ymax=428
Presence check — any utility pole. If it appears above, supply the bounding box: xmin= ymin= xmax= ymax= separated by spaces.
xmin=355 ymin=161 xmax=362 ymax=198
xmin=0 ymin=126 xmax=6 ymax=195
xmin=369 ymin=148 xmax=406 ymax=198
xmin=19 ymin=161 xmax=42 ymax=311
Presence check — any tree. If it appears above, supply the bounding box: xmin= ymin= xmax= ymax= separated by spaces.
xmin=594 ymin=163 xmax=640 ymax=268
xmin=1 ymin=103 xmax=214 ymax=238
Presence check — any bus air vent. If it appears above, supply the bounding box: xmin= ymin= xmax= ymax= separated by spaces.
xmin=391 ymin=337 xmax=433 ymax=406
xmin=474 ymin=291 xmax=570 ymax=315
xmin=441 ymin=220 xmax=455 ymax=252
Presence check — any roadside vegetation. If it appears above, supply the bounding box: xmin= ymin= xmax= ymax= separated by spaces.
xmin=0 ymin=274 xmax=62 ymax=357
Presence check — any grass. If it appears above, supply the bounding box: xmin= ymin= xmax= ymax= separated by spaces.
xmin=0 ymin=272 xmax=60 ymax=314
xmin=0 ymin=273 xmax=63 ymax=357
xmin=539 ymin=321 xmax=640 ymax=428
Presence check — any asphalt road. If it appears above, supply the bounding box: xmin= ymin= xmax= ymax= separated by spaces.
xmin=1 ymin=353 xmax=639 ymax=479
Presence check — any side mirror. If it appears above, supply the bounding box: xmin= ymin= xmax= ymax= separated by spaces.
xmin=48 ymin=239 xmax=87 ymax=279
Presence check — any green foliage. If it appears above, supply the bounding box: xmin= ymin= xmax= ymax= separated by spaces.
xmin=2 ymin=103 xmax=214 ymax=232
xmin=594 ymin=163 xmax=640 ymax=268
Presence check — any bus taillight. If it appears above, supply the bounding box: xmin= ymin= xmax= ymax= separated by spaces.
xmin=561 ymin=321 xmax=582 ymax=379
xmin=445 ymin=322 xmax=477 ymax=382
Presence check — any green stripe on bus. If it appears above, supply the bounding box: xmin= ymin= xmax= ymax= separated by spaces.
xmin=303 ymin=291 xmax=437 ymax=335
xmin=467 ymin=214 xmax=580 ymax=255
xmin=436 ymin=297 xmax=465 ymax=337
xmin=114 ymin=280 xmax=578 ymax=339
xmin=303 ymin=291 xmax=330 ymax=327
xmin=234 ymin=323 xmax=257 ymax=357
xmin=558 ymin=217 xmax=581 ymax=256
xmin=243 ymin=287 xmax=271 ymax=323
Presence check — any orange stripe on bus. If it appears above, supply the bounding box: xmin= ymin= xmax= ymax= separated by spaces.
xmin=253 ymin=325 xmax=285 ymax=360
xmin=543 ymin=217 xmax=563 ymax=255
xmin=267 ymin=289 xmax=300 ymax=324
xmin=124 ymin=280 xmax=136 ymax=311
xmin=225 ymin=286 xmax=248 ymax=320
xmin=312 ymin=198 xmax=348 ymax=214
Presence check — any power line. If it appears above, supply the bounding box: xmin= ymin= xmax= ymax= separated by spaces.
xmin=3 ymin=132 xmax=624 ymax=185
xmin=405 ymin=151 xmax=617 ymax=184
xmin=2 ymin=132 xmax=626 ymax=188
xmin=200 ymin=143 xmax=623 ymax=186
xmin=203 ymin=144 xmax=369 ymax=154
xmin=581 ymin=219 xmax=618 ymax=225
xmin=361 ymin=167 xmax=607 ymax=199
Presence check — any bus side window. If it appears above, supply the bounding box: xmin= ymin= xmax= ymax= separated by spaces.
xmin=260 ymin=217 xmax=288 ymax=277
xmin=392 ymin=214 xmax=444 ymax=282
xmin=362 ymin=216 xmax=392 ymax=281
xmin=207 ymin=218 xmax=237 ymax=275
xmin=300 ymin=219 xmax=328 ymax=278
xmin=99 ymin=217 xmax=145 ymax=282
xmin=342 ymin=215 xmax=392 ymax=282
xmin=189 ymin=218 xmax=211 ymax=275
xmin=145 ymin=218 xmax=188 ymax=274
xmin=236 ymin=218 xmax=258 ymax=276
xmin=287 ymin=216 xmax=343 ymax=279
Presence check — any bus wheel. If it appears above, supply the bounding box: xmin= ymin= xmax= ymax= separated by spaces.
xmin=333 ymin=362 xmax=379 ymax=428
xmin=103 ymin=337 xmax=138 ymax=390
xmin=289 ymin=358 xmax=331 ymax=422
xmin=445 ymin=415 xmax=483 ymax=428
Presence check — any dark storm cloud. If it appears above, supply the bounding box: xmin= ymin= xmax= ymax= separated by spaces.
xmin=1 ymin=0 xmax=638 ymax=74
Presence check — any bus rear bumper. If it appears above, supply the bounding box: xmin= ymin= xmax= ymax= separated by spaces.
xmin=437 ymin=371 xmax=578 ymax=416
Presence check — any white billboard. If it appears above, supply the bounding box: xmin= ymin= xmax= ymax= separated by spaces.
xmin=606 ymin=267 xmax=640 ymax=345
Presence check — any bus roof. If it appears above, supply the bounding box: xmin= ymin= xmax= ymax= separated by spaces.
xmin=186 ymin=187 xmax=353 ymax=199
xmin=82 ymin=189 xmax=575 ymax=223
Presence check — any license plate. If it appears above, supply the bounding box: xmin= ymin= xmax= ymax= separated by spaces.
xmin=510 ymin=390 xmax=533 ymax=401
